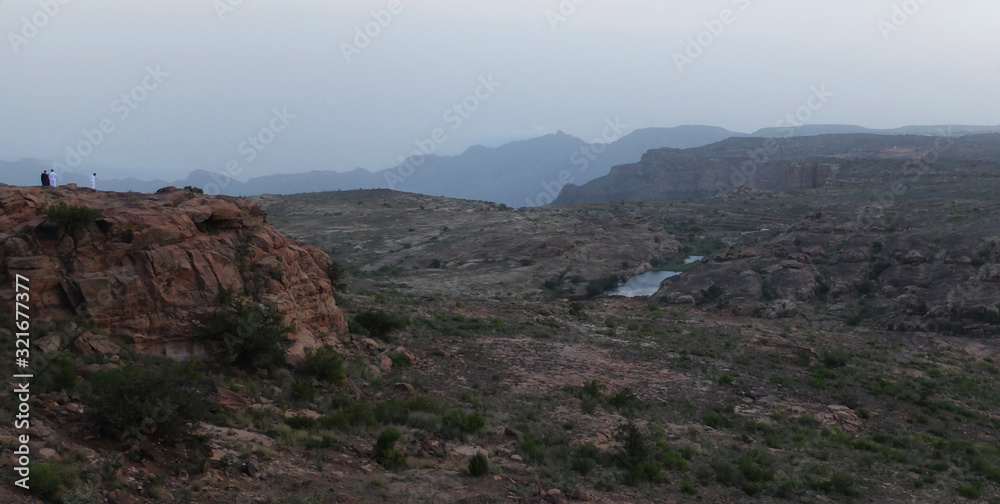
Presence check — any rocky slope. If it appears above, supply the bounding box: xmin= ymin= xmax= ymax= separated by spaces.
xmin=0 ymin=185 xmax=347 ymax=358
xmin=652 ymin=199 xmax=1000 ymax=336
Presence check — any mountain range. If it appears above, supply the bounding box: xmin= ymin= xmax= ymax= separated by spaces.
xmin=2 ymin=124 xmax=997 ymax=207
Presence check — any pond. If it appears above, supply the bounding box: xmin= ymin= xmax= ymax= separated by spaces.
xmin=605 ymin=256 xmax=703 ymax=298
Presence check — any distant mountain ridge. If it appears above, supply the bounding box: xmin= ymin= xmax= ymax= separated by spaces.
xmin=3 ymin=124 xmax=996 ymax=206
xmin=552 ymin=132 xmax=1000 ymax=205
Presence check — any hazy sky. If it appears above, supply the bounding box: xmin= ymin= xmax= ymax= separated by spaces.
xmin=1 ymin=0 xmax=997 ymax=181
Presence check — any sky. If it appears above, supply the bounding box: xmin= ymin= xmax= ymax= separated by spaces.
xmin=1 ymin=0 xmax=997 ymax=182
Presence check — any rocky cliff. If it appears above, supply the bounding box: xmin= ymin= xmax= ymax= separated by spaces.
xmin=553 ymin=134 xmax=1000 ymax=205
xmin=0 ymin=185 xmax=347 ymax=359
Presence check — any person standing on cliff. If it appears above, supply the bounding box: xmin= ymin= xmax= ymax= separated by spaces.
xmin=49 ymin=169 xmax=58 ymax=187
xmin=41 ymin=170 xmax=50 ymax=187
xmin=91 ymin=173 xmax=97 ymax=190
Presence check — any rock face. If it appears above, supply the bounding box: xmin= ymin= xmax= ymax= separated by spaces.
xmin=784 ymin=162 xmax=838 ymax=190
xmin=553 ymin=133 xmax=1000 ymax=205
xmin=0 ymin=185 xmax=347 ymax=359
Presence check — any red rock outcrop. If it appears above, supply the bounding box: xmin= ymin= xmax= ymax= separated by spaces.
xmin=0 ymin=185 xmax=347 ymax=360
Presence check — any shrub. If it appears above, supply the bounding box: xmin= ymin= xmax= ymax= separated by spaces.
xmin=45 ymin=202 xmax=102 ymax=234
xmin=290 ymin=381 xmax=316 ymax=403
xmin=205 ymin=291 xmax=293 ymax=371
xmin=381 ymin=449 xmax=407 ymax=472
xmin=572 ymin=456 xmax=597 ymax=475
xmin=43 ymin=353 xmax=77 ymax=392
xmin=303 ymin=346 xmax=345 ymax=384
xmin=387 ymin=351 xmax=412 ymax=368
xmin=625 ymin=460 xmax=664 ymax=485
xmin=28 ymin=462 xmax=78 ymax=500
xmin=680 ymin=478 xmax=697 ymax=495
xmin=374 ymin=427 xmax=401 ymax=458
xmin=326 ymin=261 xmax=347 ymax=290
xmin=609 ymin=387 xmax=639 ymax=412
xmin=468 ymin=451 xmax=489 ymax=477
xmin=582 ymin=379 xmax=606 ymax=398
xmin=85 ymin=358 xmax=206 ymax=441
xmin=183 ymin=186 xmax=204 ymax=194
xmin=352 ymin=309 xmax=408 ymax=340
xmin=662 ymin=450 xmax=688 ymax=471
xmin=374 ymin=427 xmax=407 ymax=471
xmin=614 ymin=421 xmax=649 ymax=467
xmin=285 ymin=415 xmax=318 ymax=430
xmin=320 ymin=400 xmax=376 ymax=431
xmin=442 ymin=410 xmax=485 ymax=437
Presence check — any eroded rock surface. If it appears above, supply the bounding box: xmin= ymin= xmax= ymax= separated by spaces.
xmin=0 ymin=185 xmax=347 ymax=358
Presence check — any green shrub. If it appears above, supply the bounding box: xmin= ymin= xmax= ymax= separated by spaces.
xmin=614 ymin=421 xmax=649 ymax=467
xmin=303 ymin=346 xmax=345 ymax=383
xmin=374 ymin=427 xmax=407 ymax=471
xmin=42 ymin=353 xmax=77 ymax=393
xmin=290 ymin=381 xmax=316 ymax=403
xmin=320 ymin=400 xmax=376 ymax=431
xmin=381 ymin=449 xmax=407 ymax=472
xmin=28 ymin=462 xmax=77 ymax=500
xmin=957 ymin=484 xmax=982 ymax=499
xmin=285 ymin=415 xmax=317 ymax=430
xmin=820 ymin=349 xmax=852 ymax=369
xmin=205 ymin=291 xmax=293 ymax=370
xmin=609 ymin=387 xmax=639 ymax=412
xmin=442 ymin=410 xmax=485 ymax=437
xmin=571 ymin=456 xmax=597 ymax=475
xmin=85 ymin=358 xmax=206 ymax=441
xmin=326 ymin=261 xmax=346 ymax=290
xmin=183 ymin=186 xmax=204 ymax=194
xmin=680 ymin=478 xmax=697 ymax=495
xmin=662 ymin=450 xmax=688 ymax=471
xmin=352 ymin=310 xmax=408 ymax=340
xmin=374 ymin=427 xmax=401 ymax=457
xmin=625 ymin=460 xmax=664 ymax=485
xmin=45 ymin=202 xmax=101 ymax=233
xmin=468 ymin=451 xmax=490 ymax=477
xmin=387 ymin=351 xmax=411 ymax=368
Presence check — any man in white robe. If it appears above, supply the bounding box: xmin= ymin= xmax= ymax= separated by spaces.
xmin=91 ymin=173 xmax=97 ymax=190
xmin=49 ymin=170 xmax=58 ymax=187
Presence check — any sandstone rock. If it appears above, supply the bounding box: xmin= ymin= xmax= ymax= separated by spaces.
xmin=571 ymin=489 xmax=593 ymax=501
xmin=394 ymin=382 xmax=415 ymax=393
xmin=213 ymin=387 xmax=250 ymax=409
xmin=35 ymin=334 xmax=62 ymax=354
xmin=72 ymin=331 xmax=122 ymax=355
xmin=379 ymin=355 xmax=393 ymax=372
xmin=0 ymin=186 xmax=347 ymax=363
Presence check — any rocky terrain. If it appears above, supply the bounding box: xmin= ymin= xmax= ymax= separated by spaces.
xmin=251 ymin=190 xmax=682 ymax=301
xmin=0 ymin=185 xmax=347 ymax=357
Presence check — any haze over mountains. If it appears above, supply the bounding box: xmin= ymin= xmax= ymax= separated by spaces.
xmin=3 ymin=124 xmax=997 ymax=207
